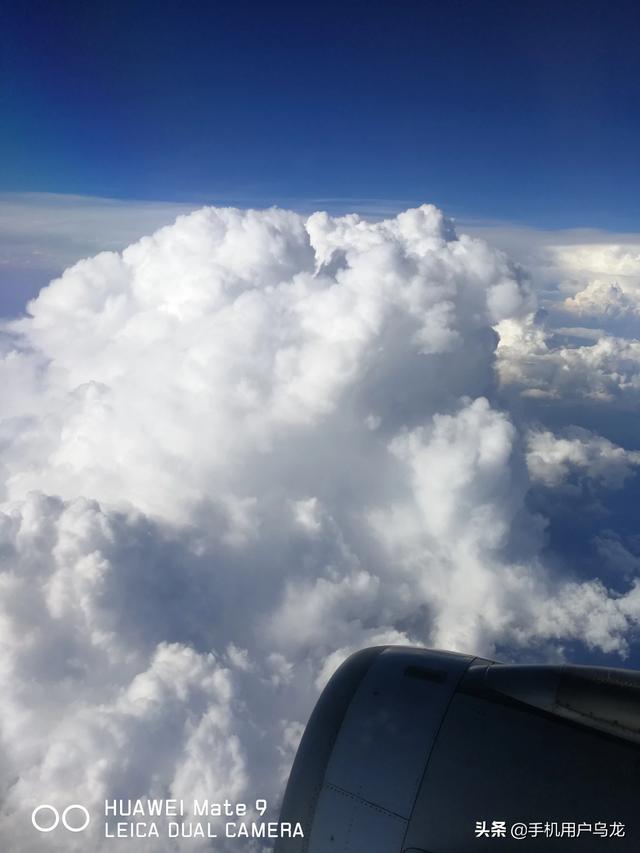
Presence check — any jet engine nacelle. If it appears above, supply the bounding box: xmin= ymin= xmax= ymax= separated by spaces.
xmin=276 ymin=646 xmax=640 ymax=852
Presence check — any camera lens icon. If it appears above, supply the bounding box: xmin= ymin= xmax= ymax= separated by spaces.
xmin=31 ymin=804 xmax=90 ymax=833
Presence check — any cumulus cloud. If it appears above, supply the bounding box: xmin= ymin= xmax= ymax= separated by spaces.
xmin=461 ymin=223 xmax=640 ymax=297
xmin=1 ymin=204 xmax=640 ymax=851
xmin=0 ymin=193 xmax=417 ymax=318
xmin=555 ymin=245 xmax=640 ymax=327
xmin=496 ymin=315 xmax=640 ymax=402
xmin=526 ymin=427 xmax=640 ymax=488
xmin=551 ymin=243 xmax=640 ymax=287
xmin=564 ymin=279 xmax=640 ymax=320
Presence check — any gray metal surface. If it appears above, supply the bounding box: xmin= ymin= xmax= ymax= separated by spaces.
xmin=303 ymin=647 xmax=474 ymax=853
xmin=403 ymin=690 xmax=640 ymax=851
xmin=321 ymin=647 xmax=473 ymax=819
xmin=307 ymin=784 xmax=408 ymax=853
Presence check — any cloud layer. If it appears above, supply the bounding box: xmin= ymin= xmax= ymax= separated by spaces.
xmin=1 ymin=205 xmax=640 ymax=851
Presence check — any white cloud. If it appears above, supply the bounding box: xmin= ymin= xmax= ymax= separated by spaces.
xmin=0 ymin=193 xmax=422 ymax=319
xmin=526 ymin=427 xmax=640 ymax=488
xmin=496 ymin=314 xmax=640 ymax=402
xmin=551 ymin=243 xmax=640 ymax=288
xmin=2 ymin=205 xmax=527 ymax=521
xmin=564 ymin=278 xmax=640 ymax=320
xmin=462 ymin=221 xmax=640 ymax=294
xmin=1 ymin=204 xmax=640 ymax=851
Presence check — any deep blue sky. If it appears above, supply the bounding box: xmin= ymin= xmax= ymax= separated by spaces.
xmin=1 ymin=0 xmax=639 ymax=229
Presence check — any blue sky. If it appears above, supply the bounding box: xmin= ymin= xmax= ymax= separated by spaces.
xmin=2 ymin=0 xmax=639 ymax=229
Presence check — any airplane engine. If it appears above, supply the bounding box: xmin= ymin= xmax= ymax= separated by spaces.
xmin=276 ymin=646 xmax=639 ymax=852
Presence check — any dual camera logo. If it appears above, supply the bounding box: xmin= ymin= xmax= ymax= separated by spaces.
xmin=31 ymin=804 xmax=90 ymax=834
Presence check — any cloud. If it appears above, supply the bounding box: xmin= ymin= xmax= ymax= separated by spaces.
xmin=0 ymin=193 xmax=418 ymax=319
xmin=550 ymin=243 xmax=640 ymax=287
xmin=0 ymin=194 xmax=199 ymax=319
xmin=526 ymin=427 xmax=640 ymax=488
xmin=462 ymin=222 xmax=640 ymax=293
xmin=462 ymin=223 xmax=640 ymax=335
xmin=496 ymin=315 xmax=640 ymax=403
xmin=2 ymin=205 xmax=526 ymax=521
xmin=1 ymin=204 xmax=640 ymax=850
xmin=564 ymin=279 xmax=640 ymax=319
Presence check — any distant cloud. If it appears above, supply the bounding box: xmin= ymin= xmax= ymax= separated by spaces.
xmin=496 ymin=318 xmax=640 ymax=402
xmin=462 ymin=221 xmax=640 ymax=290
xmin=565 ymin=279 xmax=640 ymax=321
xmin=2 ymin=204 xmax=640 ymax=850
xmin=0 ymin=193 xmax=197 ymax=268
xmin=526 ymin=427 xmax=640 ymax=488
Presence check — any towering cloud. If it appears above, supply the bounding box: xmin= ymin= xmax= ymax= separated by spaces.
xmin=1 ymin=205 xmax=639 ymax=850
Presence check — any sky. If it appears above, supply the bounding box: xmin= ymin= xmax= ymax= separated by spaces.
xmin=1 ymin=0 xmax=640 ymax=228
xmin=2 ymin=3 xmax=640 ymax=852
